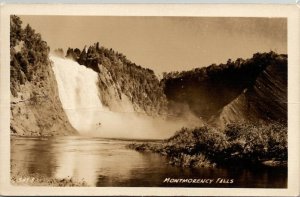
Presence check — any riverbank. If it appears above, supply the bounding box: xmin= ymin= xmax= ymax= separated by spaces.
xmin=10 ymin=135 xmax=287 ymax=187
xmin=128 ymin=122 xmax=287 ymax=168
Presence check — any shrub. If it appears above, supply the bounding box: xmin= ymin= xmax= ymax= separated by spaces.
xmin=129 ymin=122 xmax=287 ymax=167
xmin=224 ymin=122 xmax=287 ymax=161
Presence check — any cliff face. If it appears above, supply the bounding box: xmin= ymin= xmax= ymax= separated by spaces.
xmin=97 ymin=64 xmax=140 ymax=113
xmin=66 ymin=44 xmax=168 ymax=116
xmin=9 ymin=15 xmax=287 ymax=136
xmin=162 ymin=52 xmax=287 ymax=125
xmin=10 ymin=16 xmax=77 ymax=136
xmin=216 ymin=55 xmax=287 ymax=125
xmin=63 ymin=47 xmax=287 ymax=126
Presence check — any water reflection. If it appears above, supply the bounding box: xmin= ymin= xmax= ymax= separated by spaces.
xmin=53 ymin=138 xmax=100 ymax=185
xmin=11 ymin=136 xmax=287 ymax=187
xmin=51 ymin=137 xmax=157 ymax=186
xmin=11 ymin=138 xmax=58 ymax=177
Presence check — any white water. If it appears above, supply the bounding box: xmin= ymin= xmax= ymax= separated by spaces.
xmin=51 ymin=55 xmax=199 ymax=139
xmin=51 ymin=55 xmax=109 ymax=132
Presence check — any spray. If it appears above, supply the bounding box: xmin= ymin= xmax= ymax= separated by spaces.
xmin=51 ymin=55 xmax=201 ymax=139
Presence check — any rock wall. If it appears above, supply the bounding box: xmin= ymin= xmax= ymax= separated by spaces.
xmin=10 ymin=15 xmax=77 ymax=136
xmin=10 ymin=64 xmax=77 ymax=136
xmin=66 ymin=43 xmax=168 ymax=117
xmin=216 ymin=56 xmax=287 ymax=126
xmin=162 ymin=52 xmax=287 ymax=125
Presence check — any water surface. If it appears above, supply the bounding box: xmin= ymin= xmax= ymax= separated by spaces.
xmin=11 ymin=136 xmax=287 ymax=187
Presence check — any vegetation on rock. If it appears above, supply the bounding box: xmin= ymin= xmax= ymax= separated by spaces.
xmin=10 ymin=16 xmax=50 ymax=96
xmin=161 ymin=52 xmax=287 ymax=122
xmin=65 ymin=43 xmax=167 ymax=115
xmin=10 ymin=15 xmax=76 ymax=136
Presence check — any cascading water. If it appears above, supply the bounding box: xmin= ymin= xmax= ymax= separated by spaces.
xmin=51 ymin=55 xmax=109 ymax=133
xmin=51 ymin=54 xmax=196 ymax=139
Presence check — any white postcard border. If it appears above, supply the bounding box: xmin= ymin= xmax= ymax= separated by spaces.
xmin=0 ymin=4 xmax=299 ymax=196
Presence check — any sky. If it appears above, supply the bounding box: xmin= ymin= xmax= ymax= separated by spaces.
xmin=20 ymin=16 xmax=287 ymax=74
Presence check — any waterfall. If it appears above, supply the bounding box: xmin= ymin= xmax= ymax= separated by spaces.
xmin=51 ymin=54 xmax=190 ymax=139
xmin=51 ymin=55 xmax=108 ymax=133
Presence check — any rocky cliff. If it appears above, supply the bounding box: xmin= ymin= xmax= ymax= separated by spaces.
xmin=65 ymin=44 xmax=168 ymax=116
xmin=10 ymin=15 xmax=287 ymax=136
xmin=216 ymin=56 xmax=287 ymax=126
xmin=10 ymin=15 xmax=77 ymax=136
xmin=162 ymin=52 xmax=287 ymax=125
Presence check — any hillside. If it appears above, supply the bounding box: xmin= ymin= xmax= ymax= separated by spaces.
xmin=216 ymin=57 xmax=287 ymax=125
xmin=129 ymin=53 xmax=287 ymax=168
xmin=10 ymin=16 xmax=77 ymax=136
xmin=161 ymin=52 xmax=287 ymax=125
xmin=10 ymin=15 xmax=287 ymax=136
xmin=64 ymin=44 xmax=167 ymax=116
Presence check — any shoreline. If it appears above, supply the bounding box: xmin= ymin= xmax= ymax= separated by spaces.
xmin=128 ymin=142 xmax=287 ymax=168
xmin=10 ymin=163 xmax=89 ymax=187
xmin=128 ymin=123 xmax=287 ymax=169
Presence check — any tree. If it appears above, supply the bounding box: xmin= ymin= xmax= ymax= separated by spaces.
xmin=10 ymin=15 xmax=23 ymax=47
xmin=23 ymin=24 xmax=35 ymax=50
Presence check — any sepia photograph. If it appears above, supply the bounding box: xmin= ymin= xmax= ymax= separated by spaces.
xmin=1 ymin=3 xmax=299 ymax=196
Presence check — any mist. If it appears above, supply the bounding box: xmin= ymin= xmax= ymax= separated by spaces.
xmin=51 ymin=54 xmax=201 ymax=140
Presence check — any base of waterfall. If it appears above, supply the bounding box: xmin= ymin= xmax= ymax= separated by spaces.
xmin=50 ymin=55 xmax=201 ymax=139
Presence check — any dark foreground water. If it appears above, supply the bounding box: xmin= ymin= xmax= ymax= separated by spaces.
xmin=11 ymin=136 xmax=287 ymax=188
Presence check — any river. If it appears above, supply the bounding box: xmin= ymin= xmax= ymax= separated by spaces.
xmin=11 ymin=136 xmax=287 ymax=187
